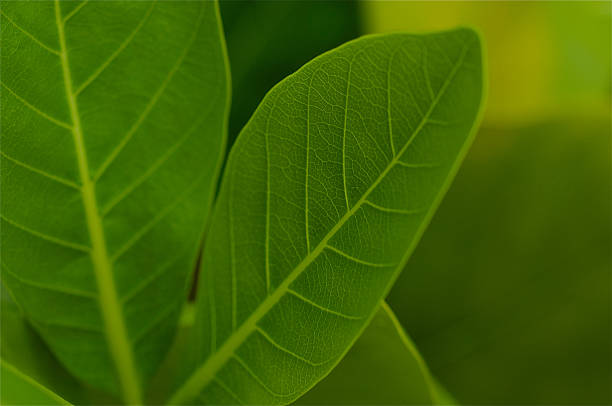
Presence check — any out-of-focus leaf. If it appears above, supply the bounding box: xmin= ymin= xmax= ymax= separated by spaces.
xmin=220 ymin=0 xmax=361 ymax=146
xmin=146 ymin=305 xmax=196 ymax=405
xmin=0 ymin=287 xmax=116 ymax=405
xmin=434 ymin=382 xmax=457 ymax=405
xmin=0 ymin=285 xmax=74 ymax=405
xmin=0 ymin=0 xmax=229 ymax=400
xmin=171 ymin=29 xmax=485 ymax=405
xmin=387 ymin=119 xmax=611 ymax=404
xmin=1 ymin=360 xmax=70 ymax=406
xmin=296 ymin=302 xmax=442 ymax=405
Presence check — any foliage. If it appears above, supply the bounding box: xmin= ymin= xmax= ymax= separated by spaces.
xmin=1 ymin=1 xmax=228 ymax=401
xmin=0 ymin=1 xmax=485 ymax=405
xmin=173 ymin=28 xmax=484 ymax=405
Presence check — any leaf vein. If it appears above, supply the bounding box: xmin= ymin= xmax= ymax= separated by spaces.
xmin=255 ymin=326 xmax=329 ymax=367
xmin=395 ymin=160 xmax=440 ymax=168
xmin=233 ymin=355 xmax=297 ymax=398
xmin=213 ymin=378 xmax=244 ymax=405
xmin=74 ymin=1 xmax=156 ymax=96
xmin=101 ymin=101 xmax=214 ymax=215
xmin=422 ymin=45 xmax=435 ymax=100
xmin=110 ymin=167 xmax=208 ymax=262
xmin=54 ymin=1 xmax=142 ymax=401
xmin=287 ymin=288 xmax=364 ymax=320
xmin=1 ymin=150 xmax=80 ymax=189
xmin=341 ymin=53 xmax=356 ymax=211
xmin=325 ymin=244 xmax=397 ymax=267
xmin=0 ymin=10 xmax=60 ymax=55
xmin=1 ymin=81 xmax=72 ymax=129
xmin=0 ymin=214 xmax=90 ymax=252
xmin=1 ymin=261 xmax=96 ymax=299
xmin=92 ymin=8 xmax=203 ymax=182
xmin=63 ymin=0 xmax=89 ymax=23
xmin=363 ymin=200 xmax=424 ymax=215
xmin=387 ymin=47 xmax=397 ymax=157
xmin=264 ymin=93 xmax=280 ymax=294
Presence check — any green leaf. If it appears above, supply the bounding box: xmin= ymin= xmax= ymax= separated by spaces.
xmin=0 ymin=0 xmax=229 ymax=402
xmin=150 ymin=302 xmax=449 ymax=406
xmin=146 ymin=305 xmax=197 ymax=405
xmin=1 ymin=360 xmax=70 ymax=406
xmin=1 ymin=287 xmax=76 ymax=404
xmin=1 ymin=288 xmax=116 ymax=405
xmin=171 ymin=29 xmax=485 ymax=404
xmin=295 ymin=302 xmax=441 ymax=405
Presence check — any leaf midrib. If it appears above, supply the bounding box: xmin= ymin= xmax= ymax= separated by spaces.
xmin=168 ymin=39 xmax=471 ymax=404
xmin=53 ymin=1 xmax=141 ymax=403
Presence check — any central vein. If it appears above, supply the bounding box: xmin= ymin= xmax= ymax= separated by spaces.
xmin=54 ymin=1 xmax=141 ymax=403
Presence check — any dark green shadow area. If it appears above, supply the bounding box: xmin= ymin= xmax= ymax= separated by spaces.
xmin=219 ymin=0 xmax=361 ymax=148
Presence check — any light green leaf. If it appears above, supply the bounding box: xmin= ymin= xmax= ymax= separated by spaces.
xmin=171 ymin=29 xmax=485 ymax=405
xmin=1 ymin=360 xmax=70 ymax=406
xmin=296 ymin=302 xmax=441 ymax=405
xmin=0 ymin=0 xmax=229 ymax=402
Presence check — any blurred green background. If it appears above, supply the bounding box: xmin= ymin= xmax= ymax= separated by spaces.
xmin=220 ymin=1 xmax=611 ymax=404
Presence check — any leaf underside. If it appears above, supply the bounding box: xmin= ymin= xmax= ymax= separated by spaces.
xmin=0 ymin=0 xmax=228 ymax=400
xmin=171 ymin=29 xmax=484 ymax=404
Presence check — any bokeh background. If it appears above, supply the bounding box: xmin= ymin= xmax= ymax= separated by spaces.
xmin=219 ymin=1 xmax=611 ymax=404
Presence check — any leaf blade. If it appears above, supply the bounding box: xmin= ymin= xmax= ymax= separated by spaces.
xmin=175 ymin=28 xmax=485 ymax=405
xmin=54 ymin=1 xmax=142 ymax=401
xmin=0 ymin=288 xmax=116 ymax=405
xmin=0 ymin=0 xmax=229 ymax=400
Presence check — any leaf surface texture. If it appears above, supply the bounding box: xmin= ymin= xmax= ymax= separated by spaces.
xmin=0 ymin=0 xmax=229 ymax=400
xmin=172 ymin=29 xmax=484 ymax=404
